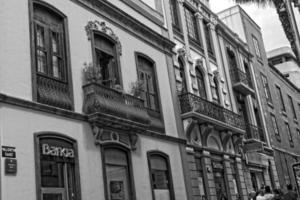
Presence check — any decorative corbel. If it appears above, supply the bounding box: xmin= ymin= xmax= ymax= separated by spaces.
xmin=92 ymin=125 xmax=104 ymax=144
xmin=200 ymin=123 xmax=214 ymax=147
xmin=129 ymin=133 xmax=138 ymax=151
xmin=221 ymin=131 xmax=232 ymax=151
xmin=208 ymin=16 xmax=218 ymax=31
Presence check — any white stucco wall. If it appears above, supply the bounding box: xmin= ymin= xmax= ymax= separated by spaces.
xmin=0 ymin=106 xmax=187 ymax=200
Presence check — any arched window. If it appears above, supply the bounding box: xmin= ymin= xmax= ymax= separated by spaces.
xmin=31 ymin=1 xmax=73 ymax=110
xmin=136 ymin=54 xmax=159 ymax=112
xmin=178 ymin=58 xmax=187 ymax=93
xmin=103 ymin=147 xmax=135 ymax=200
xmin=148 ymin=152 xmax=174 ymax=200
xmin=35 ymin=133 xmax=81 ymax=200
xmin=226 ymin=48 xmax=238 ymax=71
xmin=195 ymin=67 xmax=207 ymax=99
xmin=92 ymin=32 xmax=120 ymax=88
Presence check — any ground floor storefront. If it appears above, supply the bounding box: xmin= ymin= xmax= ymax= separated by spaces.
xmin=0 ymin=105 xmax=188 ymax=200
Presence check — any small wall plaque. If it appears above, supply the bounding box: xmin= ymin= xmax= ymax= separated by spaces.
xmin=5 ymin=158 xmax=17 ymax=174
xmin=2 ymin=146 xmax=16 ymax=158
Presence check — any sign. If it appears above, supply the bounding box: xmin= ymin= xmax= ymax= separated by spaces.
xmin=42 ymin=144 xmax=74 ymax=158
xmin=243 ymin=141 xmax=264 ymax=153
xmin=5 ymin=158 xmax=17 ymax=174
xmin=2 ymin=146 xmax=16 ymax=158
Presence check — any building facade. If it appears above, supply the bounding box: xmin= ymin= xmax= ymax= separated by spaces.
xmin=166 ymin=1 xmax=279 ymax=200
xmin=0 ymin=0 xmax=189 ymax=200
xmin=219 ymin=5 xmax=300 ymax=193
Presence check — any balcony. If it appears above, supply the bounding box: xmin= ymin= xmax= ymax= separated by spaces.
xmin=179 ymin=93 xmax=245 ymax=134
xmin=230 ymin=68 xmax=255 ymax=96
xmin=83 ymin=82 xmax=151 ymax=132
xmin=243 ymin=124 xmax=265 ymax=153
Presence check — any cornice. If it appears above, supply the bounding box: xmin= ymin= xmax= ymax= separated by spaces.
xmin=73 ymin=0 xmax=175 ymax=55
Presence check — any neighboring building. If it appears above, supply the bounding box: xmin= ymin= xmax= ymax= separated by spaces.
xmin=268 ymin=46 xmax=300 ymax=89
xmin=166 ymin=1 xmax=278 ymax=200
xmin=0 ymin=0 xmax=189 ymax=200
xmin=219 ymin=5 xmax=300 ymax=192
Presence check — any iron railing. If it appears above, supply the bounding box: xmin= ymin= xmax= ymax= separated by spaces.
xmin=178 ymin=93 xmax=245 ymax=130
xmin=230 ymin=68 xmax=253 ymax=89
xmin=245 ymin=124 xmax=265 ymax=142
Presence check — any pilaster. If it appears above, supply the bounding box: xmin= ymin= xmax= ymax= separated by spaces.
xmin=202 ymin=151 xmax=216 ymax=200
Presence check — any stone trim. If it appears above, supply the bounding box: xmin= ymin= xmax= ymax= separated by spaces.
xmin=72 ymin=0 xmax=175 ymax=55
xmin=0 ymin=93 xmax=186 ymax=144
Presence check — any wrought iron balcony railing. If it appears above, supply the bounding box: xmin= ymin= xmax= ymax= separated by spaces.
xmin=179 ymin=93 xmax=245 ymax=131
xmin=83 ymin=83 xmax=150 ymax=127
xmin=245 ymin=124 xmax=265 ymax=142
xmin=230 ymin=68 xmax=253 ymax=89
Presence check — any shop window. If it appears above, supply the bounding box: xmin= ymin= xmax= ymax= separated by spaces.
xmin=184 ymin=6 xmax=199 ymax=42
xmin=288 ymin=95 xmax=297 ymax=120
xmin=178 ymin=58 xmax=187 ymax=94
xmin=261 ymin=73 xmax=272 ymax=104
xmin=195 ymin=67 xmax=206 ymax=99
xmin=148 ymin=152 xmax=174 ymax=200
xmin=31 ymin=1 xmax=73 ymax=110
xmin=103 ymin=147 xmax=135 ymax=200
xmin=92 ymin=32 xmax=120 ymax=88
xmin=136 ymin=54 xmax=160 ymax=112
xmin=276 ymin=86 xmax=286 ymax=112
xmin=35 ymin=133 xmax=81 ymax=200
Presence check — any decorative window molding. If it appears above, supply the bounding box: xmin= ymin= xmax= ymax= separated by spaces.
xmin=85 ymin=20 xmax=122 ymax=55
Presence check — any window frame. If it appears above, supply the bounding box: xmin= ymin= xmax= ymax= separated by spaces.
xmin=147 ymin=151 xmax=175 ymax=200
xmin=101 ymin=145 xmax=136 ymax=200
xmin=183 ymin=5 xmax=200 ymax=43
xmin=169 ymin=0 xmax=181 ymax=32
xmin=178 ymin=57 xmax=187 ymax=94
xmin=195 ymin=66 xmax=207 ymax=99
xmin=260 ymin=73 xmax=272 ymax=104
xmin=271 ymin=113 xmax=280 ymax=140
xmin=252 ymin=35 xmax=262 ymax=59
xmin=285 ymin=122 xmax=294 ymax=146
xmin=287 ymin=95 xmax=297 ymax=120
xmin=275 ymin=85 xmax=286 ymax=113
xmin=135 ymin=52 xmax=161 ymax=113
xmin=34 ymin=132 xmax=81 ymax=200
xmin=29 ymin=0 xmax=74 ymax=109
xmin=203 ymin=20 xmax=214 ymax=57
xmin=90 ymin=30 xmax=123 ymax=88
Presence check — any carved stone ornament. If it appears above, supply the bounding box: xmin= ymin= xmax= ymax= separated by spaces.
xmin=178 ymin=0 xmax=185 ymax=5
xmin=213 ymin=70 xmax=220 ymax=82
xmin=85 ymin=20 xmax=122 ymax=55
xmin=92 ymin=125 xmax=139 ymax=150
xmin=209 ymin=16 xmax=218 ymax=29
xmin=176 ymin=45 xmax=186 ymax=57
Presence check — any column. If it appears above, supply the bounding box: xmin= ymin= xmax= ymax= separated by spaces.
xmin=223 ymin=155 xmax=235 ymax=200
xmin=236 ymin=157 xmax=248 ymax=200
xmin=208 ymin=16 xmax=225 ymax=107
xmin=177 ymin=0 xmax=193 ymax=93
xmin=202 ymin=151 xmax=216 ymax=200
xmin=195 ymin=9 xmax=213 ymax=101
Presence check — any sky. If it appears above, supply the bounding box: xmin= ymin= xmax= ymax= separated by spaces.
xmin=210 ymin=0 xmax=300 ymax=52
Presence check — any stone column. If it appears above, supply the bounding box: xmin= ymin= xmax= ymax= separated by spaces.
xmin=202 ymin=150 xmax=216 ymax=200
xmin=208 ymin=16 xmax=225 ymax=107
xmin=176 ymin=0 xmax=193 ymax=93
xmin=195 ymin=9 xmax=213 ymax=101
xmin=236 ymin=157 xmax=248 ymax=200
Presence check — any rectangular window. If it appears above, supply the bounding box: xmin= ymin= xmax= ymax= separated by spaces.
xmin=32 ymin=2 xmax=73 ymax=110
xmin=288 ymin=95 xmax=297 ymax=119
xmin=252 ymin=36 xmax=261 ymax=58
xmin=285 ymin=122 xmax=294 ymax=146
xmin=275 ymin=86 xmax=285 ymax=112
xmin=184 ymin=6 xmax=199 ymax=41
xmin=271 ymin=114 xmax=280 ymax=138
xmin=261 ymin=74 xmax=272 ymax=103
xmin=170 ymin=0 xmax=180 ymax=30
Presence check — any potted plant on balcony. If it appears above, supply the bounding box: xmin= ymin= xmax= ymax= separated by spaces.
xmin=129 ymin=80 xmax=144 ymax=98
xmin=83 ymin=62 xmax=102 ymax=84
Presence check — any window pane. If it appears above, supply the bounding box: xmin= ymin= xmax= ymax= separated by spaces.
xmin=276 ymin=86 xmax=285 ymax=111
xmin=52 ymin=32 xmax=59 ymax=54
xmin=184 ymin=7 xmax=198 ymax=40
xmin=104 ymin=148 xmax=127 ymax=166
xmin=41 ymin=161 xmax=64 ymax=188
xmin=37 ymin=50 xmax=47 ymax=73
xmin=152 ymin=170 xmax=169 ymax=189
xmin=36 ymin=25 xmax=45 ymax=48
xmin=271 ymin=115 xmax=279 ymax=135
xmin=52 ymin=56 xmax=61 ymax=78
xmin=42 ymin=194 xmax=63 ymax=200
